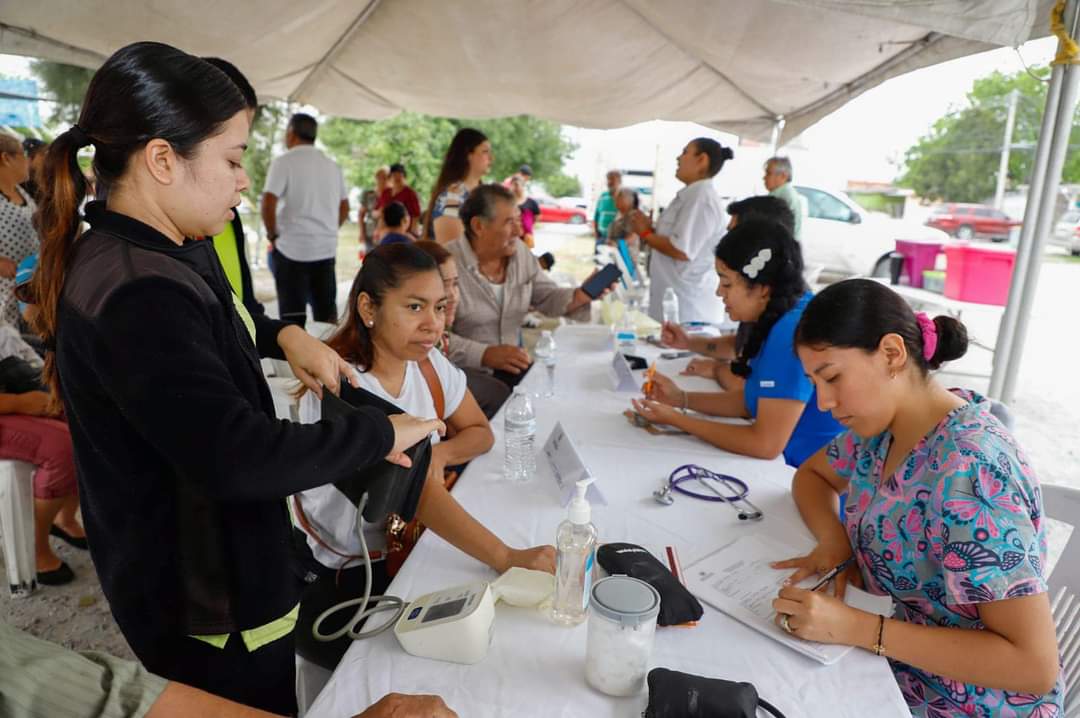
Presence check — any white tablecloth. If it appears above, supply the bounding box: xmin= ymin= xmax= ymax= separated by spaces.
xmin=307 ymin=325 xmax=910 ymax=718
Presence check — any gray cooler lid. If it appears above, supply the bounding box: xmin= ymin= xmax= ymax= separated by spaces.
xmin=591 ymin=576 xmax=660 ymax=627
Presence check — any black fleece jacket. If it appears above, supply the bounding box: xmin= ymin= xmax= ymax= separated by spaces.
xmin=55 ymin=202 xmax=394 ymax=661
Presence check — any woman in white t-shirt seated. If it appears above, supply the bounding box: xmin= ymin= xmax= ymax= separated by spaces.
xmin=294 ymin=242 xmax=555 ymax=672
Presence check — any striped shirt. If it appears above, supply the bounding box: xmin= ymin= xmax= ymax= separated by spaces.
xmin=0 ymin=623 xmax=167 ymax=718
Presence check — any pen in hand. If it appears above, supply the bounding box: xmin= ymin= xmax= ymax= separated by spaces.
xmin=809 ymin=557 xmax=855 ymax=592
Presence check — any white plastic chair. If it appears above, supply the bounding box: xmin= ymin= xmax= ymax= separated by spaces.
xmin=0 ymin=459 xmax=37 ymax=598
xmin=1042 ymin=482 xmax=1080 ymax=715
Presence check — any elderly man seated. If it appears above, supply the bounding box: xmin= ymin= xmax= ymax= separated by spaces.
xmin=445 ymin=184 xmax=612 ymax=411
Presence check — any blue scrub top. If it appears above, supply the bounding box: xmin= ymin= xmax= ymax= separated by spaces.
xmin=743 ymin=292 xmax=843 ymax=467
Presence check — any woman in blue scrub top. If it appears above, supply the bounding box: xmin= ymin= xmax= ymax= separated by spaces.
xmin=632 ymin=218 xmax=842 ymax=467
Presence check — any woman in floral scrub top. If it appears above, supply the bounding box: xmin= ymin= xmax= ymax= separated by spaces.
xmin=771 ymin=279 xmax=1062 ymax=718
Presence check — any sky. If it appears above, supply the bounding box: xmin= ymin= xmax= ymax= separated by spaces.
xmin=1 ymin=34 xmax=1059 ymax=202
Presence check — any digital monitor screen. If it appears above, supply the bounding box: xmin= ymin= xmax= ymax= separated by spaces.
xmin=422 ymin=597 xmax=468 ymax=623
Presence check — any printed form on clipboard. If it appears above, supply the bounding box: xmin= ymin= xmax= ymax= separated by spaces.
xmin=685 ymin=534 xmax=893 ymax=665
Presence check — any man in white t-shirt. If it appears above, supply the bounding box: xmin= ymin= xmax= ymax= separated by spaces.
xmin=261 ymin=113 xmax=349 ymax=327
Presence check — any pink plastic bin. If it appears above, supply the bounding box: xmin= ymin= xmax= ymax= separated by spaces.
xmin=895 ymin=240 xmax=943 ymax=289
xmin=943 ymin=243 xmax=1016 ymax=306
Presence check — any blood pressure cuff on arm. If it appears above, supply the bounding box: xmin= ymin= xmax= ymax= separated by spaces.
xmin=644 ymin=668 xmax=786 ymax=718
xmin=596 ymin=543 xmax=703 ymax=626
xmin=322 ymin=386 xmax=430 ymax=524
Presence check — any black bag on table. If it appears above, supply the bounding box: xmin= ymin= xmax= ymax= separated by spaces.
xmin=644 ymin=668 xmax=786 ymax=718
xmin=595 ymin=542 xmax=703 ymax=626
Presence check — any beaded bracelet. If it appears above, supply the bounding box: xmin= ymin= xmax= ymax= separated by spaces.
xmin=873 ymin=615 xmax=886 ymax=656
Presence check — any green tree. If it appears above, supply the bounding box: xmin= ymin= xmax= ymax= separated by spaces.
xmin=898 ymin=67 xmax=1080 ymax=203
xmin=28 ymin=60 xmax=94 ymax=125
xmin=320 ymin=112 xmax=458 ymax=207
xmin=319 ymin=113 xmax=579 ymax=210
xmin=243 ymin=102 xmax=289 ymax=211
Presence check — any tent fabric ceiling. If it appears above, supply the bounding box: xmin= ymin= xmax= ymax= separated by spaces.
xmin=0 ymin=0 xmax=1054 ymax=142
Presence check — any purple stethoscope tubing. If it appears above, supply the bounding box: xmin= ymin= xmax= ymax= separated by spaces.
xmin=667 ymin=464 xmax=764 ymax=520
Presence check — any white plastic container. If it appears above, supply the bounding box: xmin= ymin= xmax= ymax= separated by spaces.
xmin=584 ymin=575 xmax=661 ymax=696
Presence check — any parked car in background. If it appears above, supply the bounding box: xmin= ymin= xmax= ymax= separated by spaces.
xmin=556 ymin=196 xmax=588 ymax=210
xmin=536 ymin=196 xmax=588 ymax=224
xmin=925 ymin=203 xmax=1020 ymax=241
xmin=1052 ymin=209 xmax=1080 ymax=255
xmin=794 ymin=185 xmax=951 ymax=278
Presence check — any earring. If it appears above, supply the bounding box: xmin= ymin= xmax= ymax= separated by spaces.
xmin=367 ymin=321 xmax=374 ymax=327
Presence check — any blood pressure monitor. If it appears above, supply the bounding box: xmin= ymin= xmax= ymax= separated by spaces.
xmin=393 ymin=581 xmax=495 ymax=664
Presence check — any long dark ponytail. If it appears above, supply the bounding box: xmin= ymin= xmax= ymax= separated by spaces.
xmin=31 ymin=42 xmax=246 ymax=402
xmin=326 ymin=243 xmax=440 ymax=372
xmin=714 ymin=218 xmax=807 ymax=378
xmin=795 ymin=278 xmax=968 ymax=373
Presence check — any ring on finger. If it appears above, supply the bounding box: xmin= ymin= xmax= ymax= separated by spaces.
xmin=780 ymin=613 xmax=794 ymax=634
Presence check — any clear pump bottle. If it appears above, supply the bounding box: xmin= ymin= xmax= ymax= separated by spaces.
xmin=552 ymin=478 xmax=598 ymax=626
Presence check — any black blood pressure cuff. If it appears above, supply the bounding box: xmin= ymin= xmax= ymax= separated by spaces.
xmin=322 ymin=386 xmax=430 ymax=523
xmin=596 ymin=543 xmax=703 ymax=626
xmin=644 ymin=668 xmax=786 ymax=718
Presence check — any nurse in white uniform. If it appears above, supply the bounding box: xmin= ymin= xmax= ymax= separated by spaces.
xmin=631 ymin=138 xmax=733 ymax=324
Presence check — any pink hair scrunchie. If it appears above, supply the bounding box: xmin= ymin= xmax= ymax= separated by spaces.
xmin=915 ymin=312 xmax=938 ymax=361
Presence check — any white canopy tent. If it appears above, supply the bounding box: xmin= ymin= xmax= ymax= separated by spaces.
xmin=0 ymin=0 xmax=1055 ymax=142
xmin=0 ymin=0 xmax=1070 ymax=400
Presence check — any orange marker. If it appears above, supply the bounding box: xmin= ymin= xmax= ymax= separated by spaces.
xmin=643 ymin=362 xmax=656 ymax=397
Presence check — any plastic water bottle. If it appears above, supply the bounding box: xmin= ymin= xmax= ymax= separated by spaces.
xmin=504 ymin=387 xmax=536 ymax=482
xmin=616 ymin=300 xmax=637 ymax=350
xmin=662 ymin=287 xmax=680 ymax=326
xmin=534 ymin=330 xmax=557 ymax=398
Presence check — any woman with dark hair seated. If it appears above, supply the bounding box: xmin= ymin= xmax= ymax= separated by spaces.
xmin=294 ymin=243 xmax=554 ymax=676
xmin=446 ymin=184 xmax=615 ymax=394
xmin=632 ymin=218 xmax=842 ymax=467
xmin=771 ymin=279 xmax=1062 ymax=717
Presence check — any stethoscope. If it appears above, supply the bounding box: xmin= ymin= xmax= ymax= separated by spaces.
xmin=652 ymin=464 xmax=764 ymax=521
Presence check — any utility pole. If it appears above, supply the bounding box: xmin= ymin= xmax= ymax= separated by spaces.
xmin=993 ymin=89 xmax=1020 ymax=210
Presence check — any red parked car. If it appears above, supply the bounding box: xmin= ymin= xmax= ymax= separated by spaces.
xmin=926 ymin=203 xmax=1020 ymax=241
xmin=536 ymin=196 xmax=587 ymax=224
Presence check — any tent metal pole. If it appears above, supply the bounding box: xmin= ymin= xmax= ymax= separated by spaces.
xmin=998 ymin=0 xmax=1080 ymax=403
xmin=988 ymin=67 xmax=1063 ymax=398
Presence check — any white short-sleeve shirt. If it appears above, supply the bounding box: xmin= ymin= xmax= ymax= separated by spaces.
xmin=648 ymin=178 xmax=725 ymax=324
xmin=295 ymin=349 xmax=467 ymax=568
xmin=263 ymin=145 xmax=348 ymax=262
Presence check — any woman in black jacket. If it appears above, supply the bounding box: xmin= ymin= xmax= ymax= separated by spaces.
xmin=31 ymin=42 xmax=441 ymax=715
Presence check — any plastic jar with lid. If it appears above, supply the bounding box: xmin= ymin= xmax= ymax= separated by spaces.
xmin=584 ymin=575 xmax=661 ymax=696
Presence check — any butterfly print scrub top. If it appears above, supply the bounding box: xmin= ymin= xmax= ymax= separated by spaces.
xmin=827 ymin=390 xmax=1063 ymax=718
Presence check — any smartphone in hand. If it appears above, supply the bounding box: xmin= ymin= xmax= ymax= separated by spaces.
xmin=581 ymin=263 xmax=622 ymax=299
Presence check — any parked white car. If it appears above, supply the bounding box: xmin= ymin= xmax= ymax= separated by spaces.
xmin=794 ymin=185 xmax=951 ymax=277
xmin=1051 ymin=209 xmax=1080 ymax=255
